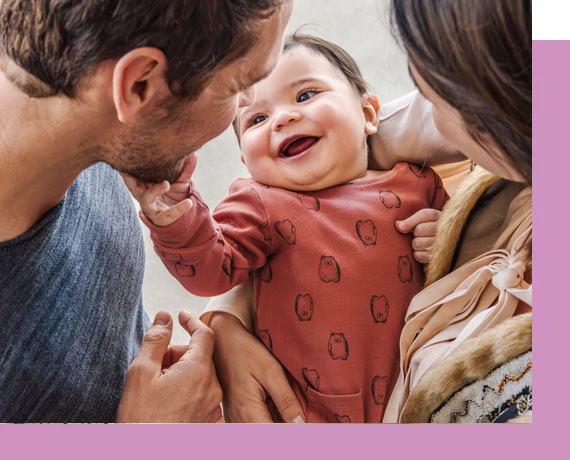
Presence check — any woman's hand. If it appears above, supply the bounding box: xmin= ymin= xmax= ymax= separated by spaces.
xmin=116 ymin=310 xmax=222 ymax=423
xmin=209 ymin=312 xmax=305 ymax=423
xmin=396 ymin=208 xmax=441 ymax=264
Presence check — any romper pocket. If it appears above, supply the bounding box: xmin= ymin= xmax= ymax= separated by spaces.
xmin=305 ymin=387 xmax=364 ymax=423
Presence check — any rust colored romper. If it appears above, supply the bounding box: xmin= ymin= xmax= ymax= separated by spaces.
xmin=146 ymin=162 xmax=447 ymax=423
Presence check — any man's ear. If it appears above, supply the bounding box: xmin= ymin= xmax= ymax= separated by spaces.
xmin=112 ymin=47 xmax=169 ymax=123
xmin=362 ymin=93 xmax=380 ymax=135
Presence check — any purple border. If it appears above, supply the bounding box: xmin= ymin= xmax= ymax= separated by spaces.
xmin=0 ymin=40 xmax=563 ymax=459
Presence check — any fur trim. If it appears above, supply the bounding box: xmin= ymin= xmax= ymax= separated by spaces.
xmin=400 ymin=313 xmax=532 ymax=423
xmin=425 ymin=167 xmax=501 ymax=286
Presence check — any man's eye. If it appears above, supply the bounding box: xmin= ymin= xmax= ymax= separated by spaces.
xmin=248 ymin=114 xmax=267 ymax=127
xmin=297 ymin=89 xmax=318 ymax=102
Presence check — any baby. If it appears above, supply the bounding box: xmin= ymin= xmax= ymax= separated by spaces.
xmin=127 ymin=34 xmax=447 ymax=423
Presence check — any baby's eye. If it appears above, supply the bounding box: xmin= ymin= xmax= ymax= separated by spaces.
xmin=297 ymin=89 xmax=318 ymax=103
xmin=248 ymin=114 xmax=267 ymax=127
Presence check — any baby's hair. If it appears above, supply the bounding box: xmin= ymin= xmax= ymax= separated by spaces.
xmin=233 ymin=31 xmax=369 ymax=142
xmin=283 ymin=32 xmax=369 ymax=96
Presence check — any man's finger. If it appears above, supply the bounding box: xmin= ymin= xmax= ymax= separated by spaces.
xmin=162 ymin=344 xmax=190 ymax=368
xmin=135 ymin=311 xmax=173 ymax=374
xmin=178 ymin=310 xmax=215 ymax=358
xmin=262 ymin=365 xmax=305 ymax=423
xmin=396 ymin=208 xmax=441 ymax=233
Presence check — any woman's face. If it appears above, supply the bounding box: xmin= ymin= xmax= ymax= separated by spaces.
xmin=409 ymin=63 xmax=527 ymax=182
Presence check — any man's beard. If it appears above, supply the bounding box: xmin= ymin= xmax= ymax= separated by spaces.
xmin=101 ymin=122 xmax=193 ymax=184
xmin=122 ymin=156 xmax=187 ymax=184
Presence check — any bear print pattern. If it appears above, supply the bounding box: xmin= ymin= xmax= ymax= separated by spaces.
xmin=275 ymin=219 xmax=296 ymax=245
xmin=259 ymin=221 xmax=271 ymax=241
xmin=334 ymin=414 xmax=351 ymax=423
xmin=328 ymin=332 xmax=349 ymax=360
xmin=398 ymin=255 xmax=413 ymax=282
xmin=319 ymin=256 xmax=341 ymax=283
xmin=297 ymin=193 xmax=321 ymax=211
xmin=356 ymin=219 xmax=377 ymax=246
xmin=259 ymin=329 xmax=273 ymax=352
xmin=302 ymin=368 xmax=320 ymax=391
xmin=371 ymin=375 xmax=388 ymax=405
xmin=260 ymin=262 xmax=272 ymax=283
xmin=370 ymin=295 xmax=389 ymax=323
xmin=295 ymin=294 xmax=314 ymax=321
xmin=174 ymin=261 xmax=196 ymax=278
xmin=408 ymin=163 xmax=426 ymax=178
xmin=378 ymin=190 xmax=401 ymax=208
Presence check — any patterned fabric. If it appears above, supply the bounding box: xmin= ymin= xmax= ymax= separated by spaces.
xmin=430 ymin=351 xmax=532 ymax=423
xmin=147 ymin=162 xmax=447 ymax=423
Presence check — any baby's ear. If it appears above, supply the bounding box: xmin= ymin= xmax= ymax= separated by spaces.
xmin=362 ymin=93 xmax=380 ymax=135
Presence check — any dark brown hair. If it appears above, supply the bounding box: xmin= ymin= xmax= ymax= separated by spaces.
xmin=392 ymin=0 xmax=532 ymax=183
xmin=233 ymin=32 xmax=369 ymax=139
xmin=0 ymin=0 xmax=282 ymax=99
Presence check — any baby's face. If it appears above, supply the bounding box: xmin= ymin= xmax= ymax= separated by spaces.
xmin=237 ymin=46 xmax=377 ymax=191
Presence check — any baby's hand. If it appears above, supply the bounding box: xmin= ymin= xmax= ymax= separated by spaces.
xmin=121 ymin=154 xmax=197 ymax=227
xmin=396 ymin=208 xmax=441 ymax=264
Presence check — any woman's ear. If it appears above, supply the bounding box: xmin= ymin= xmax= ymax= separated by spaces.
xmin=362 ymin=93 xmax=380 ymax=135
xmin=112 ymin=47 xmax=169 ymax=123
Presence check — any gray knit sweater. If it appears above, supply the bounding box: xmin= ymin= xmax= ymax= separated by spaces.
xmin=0 ymin=163 xmax=149 ymax=422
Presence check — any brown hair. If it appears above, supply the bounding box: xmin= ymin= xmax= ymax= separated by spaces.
xmin=0 ymin=0 xmax=282 ymax=99
xmin=392 ymin=0 xmax=532 ymax=183
xmin=234 ymin=31 xmax=369 ymax=139
xmin=283 ymin=32 xmax=368 ymax=96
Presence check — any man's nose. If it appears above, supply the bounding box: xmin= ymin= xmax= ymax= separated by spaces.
xmin=272 ymin=109 xmax=300 ymax=131
xmin=238 ymin=86 xmax=256 ymax=107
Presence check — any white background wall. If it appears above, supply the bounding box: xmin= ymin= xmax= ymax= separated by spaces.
xmin=140 ymin=0 xmax=415 ymax=344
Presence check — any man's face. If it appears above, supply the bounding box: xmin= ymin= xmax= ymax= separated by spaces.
xmin=105 ymin=0 xmax=293 ymax=184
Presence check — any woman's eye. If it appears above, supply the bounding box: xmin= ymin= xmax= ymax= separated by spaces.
xmin=248 ymin=114 xmax=267 ymax=127
xmin=297 ymin=89 xmax=317 ymax=102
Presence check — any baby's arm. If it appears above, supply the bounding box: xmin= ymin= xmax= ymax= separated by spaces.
xmin=130 ymin=170 xmax=271 ymax=297
xmin=397 ymin=167 xmax=449 ymax=264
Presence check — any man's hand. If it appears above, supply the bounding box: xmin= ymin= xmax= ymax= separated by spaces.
xmin=116 ymin=309 xmax=222 ymax=423
xmin=396 ymin=208 xmax=441 ymax=264
xmin=209 ymin=312 xmax=305 ymax=423
xmin=121 ymin=154 xmax=198 ymax=227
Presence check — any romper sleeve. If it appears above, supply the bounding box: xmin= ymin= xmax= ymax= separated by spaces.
xmin=142 ymin=180 xmax=271 ymax=297
xmin=426 ymin=167 xmax=449 ymax=211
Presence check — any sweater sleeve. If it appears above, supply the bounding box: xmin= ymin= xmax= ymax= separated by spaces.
xmin=142 ymin=180 xmax=271 ymax=297
xmin=427 ymin=167 xmax=449 ymax=211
